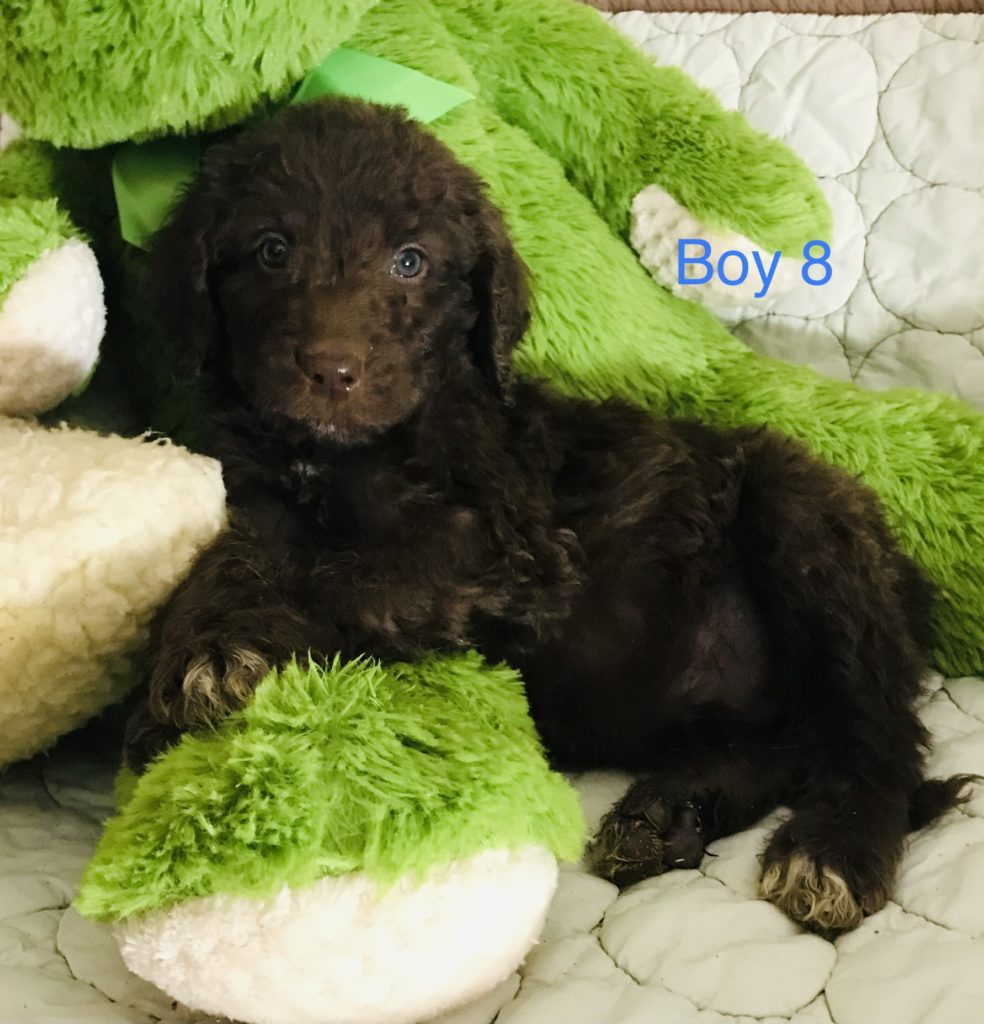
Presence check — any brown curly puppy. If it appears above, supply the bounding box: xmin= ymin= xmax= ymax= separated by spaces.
xmin=129 ymin=98 xmax=970 ymax=934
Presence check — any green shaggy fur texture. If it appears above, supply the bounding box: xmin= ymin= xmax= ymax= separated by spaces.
xmin=436 ymin=0 xmax=830 ymax=252
xmin=75 ymin=654 xmax=586 ymax=921
xmin=0 ymin=1 xmax=368 ymax=147
xmin=0 ymin=197 xmax=78 ymax=303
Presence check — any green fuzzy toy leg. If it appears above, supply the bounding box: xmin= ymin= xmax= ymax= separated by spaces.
xmin=0 ymin=197 xmax=80 ymax=304
xmin=436 ymin=0 xmax=830 ymax=253
xmin=75 ymin=653 xmax=586 ymax=922
xmin=0 ymin=139 xmax=95 ymax=303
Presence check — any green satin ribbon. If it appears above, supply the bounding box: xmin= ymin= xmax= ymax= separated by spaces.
xmin=111 ymin=48 xmax=475 ymax=250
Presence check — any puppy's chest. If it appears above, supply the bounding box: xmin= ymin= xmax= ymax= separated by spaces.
xmin=282 ymin=456 xmax=476 ymax=551
xmin=277 ymin=456 xmax=513 ymax=649
xmin=284 ymin=458 xmax=387 ymax=537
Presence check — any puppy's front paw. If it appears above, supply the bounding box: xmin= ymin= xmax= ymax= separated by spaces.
xmin=125 ymin=639 xmax=277 ymax=773
xmin=149 ymin=634 xmax=275 ymax=730
xmin=182 ymin=644 xmax=271 ymax=722
xmin=589 ymin=794 xmax=704 ymax=888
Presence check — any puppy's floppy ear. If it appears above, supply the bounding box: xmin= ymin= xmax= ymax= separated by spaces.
xmin=148 ymin=154 xmax=227 ymax=380
xmin=468 ymin=194 xmax=530 ymax=401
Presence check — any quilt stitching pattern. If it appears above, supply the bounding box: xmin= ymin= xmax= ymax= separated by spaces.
xmin=609 ymin=12 xmax=984 ymax=412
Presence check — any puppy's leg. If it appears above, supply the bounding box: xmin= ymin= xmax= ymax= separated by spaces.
xmin=127 ymin=530 xmax=337 ymax=771
xmin=758 ymin=799 xmax=908 ymax=933
xmin=589 ymin=739 xmax=791 ymax=886
xmin=734 ymin=430 xmax=940 ymax=933
xmin=123 ymin=697 xmax=184 ymax=773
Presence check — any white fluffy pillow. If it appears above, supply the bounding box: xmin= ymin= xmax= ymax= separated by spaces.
xmin=0 ymin=417 xmax=225 ymax=765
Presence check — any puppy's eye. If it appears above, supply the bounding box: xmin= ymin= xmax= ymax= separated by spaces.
xmin=257 ymin=233 xmax=290 ymax=270
xmin=392 ymin=246 xmax=426 ymax=279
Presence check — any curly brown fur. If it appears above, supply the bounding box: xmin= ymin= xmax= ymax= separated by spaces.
xmin=133 ymin=98 xmax=974 ymax=933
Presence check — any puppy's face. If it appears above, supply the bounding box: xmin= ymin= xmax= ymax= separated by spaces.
xmin=153 ymin=100 xmax=528 ymax=442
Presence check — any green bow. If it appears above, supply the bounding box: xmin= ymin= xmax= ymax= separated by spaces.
xmin=111 ymin=48 xmax=475 ymax=250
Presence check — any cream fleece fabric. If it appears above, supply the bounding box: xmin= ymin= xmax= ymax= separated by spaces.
xmin=0 ymin=418 xmax=225 ymax=765
xmin=116 ymin=845 xmax=559 ymax=1024
xmin=629 ymin=184 xmax=800 ymax=306
xmin=0 ymin=239 xmax=105 ymax=416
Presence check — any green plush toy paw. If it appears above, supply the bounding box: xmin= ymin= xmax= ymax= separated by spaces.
xmin=76 ymin=654 xmax=585 ymax=1024
xmin=0 ymin=186 xmax=104 ymax=416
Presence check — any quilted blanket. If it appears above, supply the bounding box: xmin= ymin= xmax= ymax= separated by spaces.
xmin=2 ymin=8 xmax=983 ymax=1024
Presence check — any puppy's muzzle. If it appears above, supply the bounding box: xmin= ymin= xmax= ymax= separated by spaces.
xmin=297 ymin=348 xmax=363 ymax=398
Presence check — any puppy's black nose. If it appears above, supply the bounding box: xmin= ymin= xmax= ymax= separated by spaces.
xmin=297 ymin=350 xmax=362 ymax=397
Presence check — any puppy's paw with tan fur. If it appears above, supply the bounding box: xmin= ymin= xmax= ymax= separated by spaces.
xmin=127 ymin=617 xmax=314 ymax=772
xmin=147 ymin=631 xmax=280 ymax=732
xmin=126 ymin=643 xmax=270 ymax=774
xmin=174 ymin=644 xmax=272 ymax=724
xmin=760 ymin=852 xmax=866 ymax=932
xmin=144 ymin=599 xmax=332 ymax=741
xmin=760 ymin=819 xmax=891 ymax=934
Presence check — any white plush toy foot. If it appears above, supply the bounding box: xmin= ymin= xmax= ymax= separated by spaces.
xmin=0 ymin=233 xmax=105 ymax=415
xmin=630 ymin=184 xmax=800 ymax=307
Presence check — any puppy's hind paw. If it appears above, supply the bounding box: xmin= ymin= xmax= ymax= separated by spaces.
xmin=760 ymin=851 xmax=869 ymax=933
xmin=590 ymin=813 xmax=667 ymax=889
xmin=589 ymin=795 xmax=704 ymax=888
